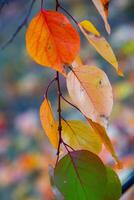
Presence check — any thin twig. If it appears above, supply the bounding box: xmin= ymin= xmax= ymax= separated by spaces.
xmin=56 ymin=0 xmax=59 ymax=11
xmin=63 ymin=142 xmax=74 ymax=151
xmin=45 ymin=77 xmax=57 ymax=99
xmin=55 ymin=0 xmax=78 ymax=25
xmin=63 ymin=142 xmax=70 ymax=153
xmin=1 ymin=0 xmax=36 ymax=50
xmin=61 ymin=94 xmax=80 ymax=112
xmin=59 ymin=5 xmax=78 ymax=25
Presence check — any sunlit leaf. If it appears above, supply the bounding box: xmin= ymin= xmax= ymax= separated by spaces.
xmin=87 ymin=118 xmax=122 ymax=167
xmin=54 ymin=150 xmax=107 ymax=200
xmin=67 ymin=65 xmax=113 ymax=127
xmin=104 ymin=166 xmax=122 ymax=200
xmin=91 ymin=0 xmax=111 ymax=33
xmin=26 ymin=10 xmax=80 ymax=75
xmin=60 ymin=120 xmax=102 ymax=154
xmin=79 ymin=20 xmax=123 ymax=76
xmin=40 ymin=98 xmax=59 ymax=149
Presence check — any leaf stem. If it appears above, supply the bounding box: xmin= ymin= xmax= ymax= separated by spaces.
xmin=61 ymin=94 xmax=80 ymax=112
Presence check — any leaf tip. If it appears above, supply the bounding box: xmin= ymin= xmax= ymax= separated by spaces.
xmin=118 ymin=68 xmax=124 ymax=77
xmin=115 ymin=161 xmax=124 ymax=170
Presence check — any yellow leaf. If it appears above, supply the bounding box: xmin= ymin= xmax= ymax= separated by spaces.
xmin=79 ymin=20 xmax=123 ymax=76
xmin=79 ymin=20 xmax=100 ymax=37
xmin=61 ymin=120 xmax=102 ymax=154
xmin=87 ymin=118 xmax=122 ymax=168
xmin=67 ymin=65 xmax=113 ymax=127
xmin=40 ymin=98 xmax=59 ymax=149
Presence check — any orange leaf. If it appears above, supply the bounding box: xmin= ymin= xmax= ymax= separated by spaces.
xmin=67 ymin=65 xmax=113 ymax=127
xmin=92 ymin=0 xmax=111 ymax=34
xmin=87 ymin=118 xmax=122 ymax=168
xmin=26 ymin=10 xmax=80 ymax=75
xmin=40 ymin=98 xmax=59 ymax=149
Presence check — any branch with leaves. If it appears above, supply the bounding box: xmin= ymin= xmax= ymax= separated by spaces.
xmin=2 ymin=0 xmax=126 ymax=199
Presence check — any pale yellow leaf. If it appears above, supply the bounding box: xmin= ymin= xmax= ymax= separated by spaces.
xmin=79 ymin=20 xmax=123 ymax=76
xmin=87 ymin=118 xmax=122 ymax=168
xmin=67 ymin=65 xmax=113 ymax=127
xmin=61 ymin=120 xmax=102 ymax=154
xmin=40 ymin=98 xmax=59 ymax=149
xmin=92 ymin=0 xmax=111 ymax=34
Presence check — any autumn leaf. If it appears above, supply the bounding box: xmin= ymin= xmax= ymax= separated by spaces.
xmin=87 ymin=118 xmax=122 ymax=168
xmin=91 ymin=0 xmax=110 ymax=34
xmin=54 ymin=150 xmax=107 ymax=200
xmin=40 ymin=98 xmax=59 ymax=149
xmin=67 ymin=65 xmax=113 ymax=127
xmin=26 ymin=10 xmax=80 ymax=75
xmin=79 ymin=20 xmax=123 ymax=76
xmin=60 ymin=120 xmax=102 ymax=154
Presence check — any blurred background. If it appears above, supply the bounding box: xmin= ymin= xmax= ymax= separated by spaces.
xmin=0 ymin=0 xmax=134 ymax=199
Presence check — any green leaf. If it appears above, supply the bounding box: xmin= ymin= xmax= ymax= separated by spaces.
xmin=104 ymin=167 xmax=122 ymax=200
xmin=48 ymin=165 xmax=64 ymax=200
xmin=54 ymin=150 xmax=107 ymax=200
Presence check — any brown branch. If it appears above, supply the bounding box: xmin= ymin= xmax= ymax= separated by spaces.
xmin=55 ymin=0 xmax=62 ymax=164
xmin=56 ymin=72 xmax=62 ymax=156
xmin=1 ymin=0 xmax=36 ymax=50
xmin=54 ymin=0 xmax=79 ymax=166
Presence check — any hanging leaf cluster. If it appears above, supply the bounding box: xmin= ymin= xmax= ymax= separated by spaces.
xmin=26 ymin=0 xmax=123 ymax=199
